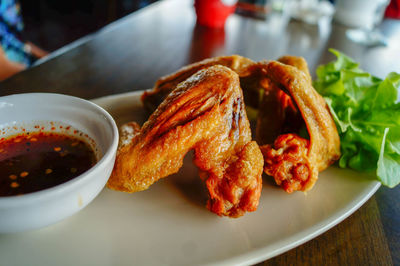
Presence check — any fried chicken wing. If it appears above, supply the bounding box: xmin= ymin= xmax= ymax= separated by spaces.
xmin=140 ymin=55 xmax=340 ymax=193
xmin=108 ymin=65 xmax=264 ymax=217
xmin=260 ymin=60 xmax=340 ymax=192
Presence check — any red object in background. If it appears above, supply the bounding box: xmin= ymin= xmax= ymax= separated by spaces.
xmin=385 ymin=0 xmax=400 ymax=18
xmin=194 ymin=0 xmax=237 ymax=28
xmin=190 ymin=24 xmax=226 ymax=62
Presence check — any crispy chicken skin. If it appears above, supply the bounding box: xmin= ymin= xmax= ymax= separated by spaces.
xmin=261 ymin=60 xmax=340 ymax=192
xmin=140 ymin=55 xmax=341 ymax=193
xmin=141 ymin=55 xmax=255 ymax=111
xmin=108 ymin=65 xmax=264 ymax=217
xmin=141 ymin=55 xmax=309 ymax=114
xmin=277 ymin=55 xmax=311 ymax=83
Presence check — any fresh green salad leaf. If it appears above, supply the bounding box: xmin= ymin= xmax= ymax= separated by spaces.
xmin=314 ymin=49 xmax=400 ymax=187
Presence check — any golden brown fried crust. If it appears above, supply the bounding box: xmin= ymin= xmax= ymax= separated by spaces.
xmin=261 ymin=60 xmax=340 ymax=192
xmin=139 ymin=55 xmax=341 ymax=194
xmin=108 ymin=65 xmax=264 ymax=217
xmin=277 ymin=55 xmax=312 ymax=83
xmin=141 ymin=55 xmax=255 ymax=111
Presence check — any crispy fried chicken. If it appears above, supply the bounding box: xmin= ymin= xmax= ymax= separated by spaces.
xmin=107 ymin=65 xmax=264 ymax=217
xmin=140 ymin=55 xmax=341 ymax=193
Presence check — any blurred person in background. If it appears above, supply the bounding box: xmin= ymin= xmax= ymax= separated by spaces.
xmin=0 ymin=0 xmax=47 ymax=81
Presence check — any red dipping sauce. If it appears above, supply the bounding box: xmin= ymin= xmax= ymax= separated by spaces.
xmin=0 ymin=132 xmax=97 ymax=197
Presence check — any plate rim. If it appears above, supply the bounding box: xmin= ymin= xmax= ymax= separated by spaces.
xmin=91 ymin=91 xmax=381 ymax=266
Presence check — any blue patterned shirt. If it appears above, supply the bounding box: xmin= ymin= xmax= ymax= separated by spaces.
xmin=0 ymin=0 xmax=32 ymax=65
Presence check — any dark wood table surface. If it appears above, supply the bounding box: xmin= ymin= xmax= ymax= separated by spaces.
xmin=1 ymin=0 xmax=399 ymax=265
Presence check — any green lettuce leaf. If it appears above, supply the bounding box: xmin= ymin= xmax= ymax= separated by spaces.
xmin=314 ymin=49 xmax=400 ymax=187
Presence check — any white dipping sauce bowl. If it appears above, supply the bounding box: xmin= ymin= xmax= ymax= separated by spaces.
xmin=0 ymin=93 xmax=119 ymax=233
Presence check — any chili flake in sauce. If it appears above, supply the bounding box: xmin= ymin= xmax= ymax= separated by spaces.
xmin=0 ymin=132 xmax=97 ymax=196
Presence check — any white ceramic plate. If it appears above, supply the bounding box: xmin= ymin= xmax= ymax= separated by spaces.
xmin=0 ymin=91 xmax=380 ymax=266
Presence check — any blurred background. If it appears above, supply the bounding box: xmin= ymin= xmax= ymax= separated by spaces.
xmin=0 ymin=0 xmax=398 ymax=82
xmin=16 ymin=0 xmax=399 ymax=52
xmin=19 ymin=0 xmax=159 ymax=51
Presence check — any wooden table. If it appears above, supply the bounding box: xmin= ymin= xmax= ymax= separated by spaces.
xmin=1 ymin=0 xmax=399 ymax=264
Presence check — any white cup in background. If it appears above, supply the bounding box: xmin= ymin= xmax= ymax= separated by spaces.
xmin=334 ymin=0 xmax=390 ymax=29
